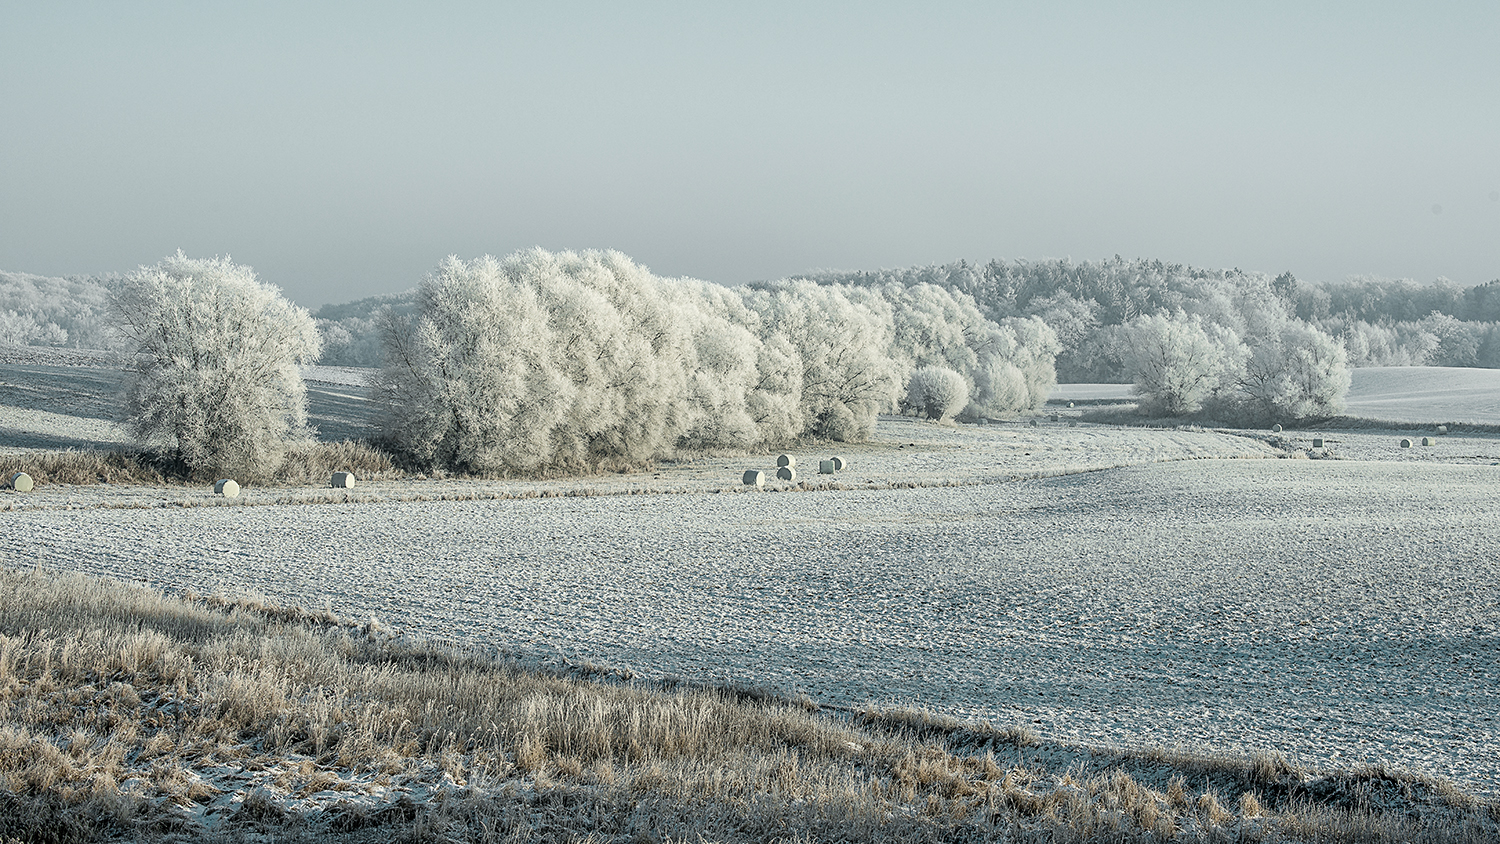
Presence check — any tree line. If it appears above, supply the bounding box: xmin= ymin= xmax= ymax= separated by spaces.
xmin=13 ymin=250 xmax=1496 ymax=475
xmin=99 ymin=250 xmax=1056 ymax=476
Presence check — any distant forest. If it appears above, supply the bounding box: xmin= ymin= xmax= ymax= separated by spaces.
xmin=5 ymin=257 xmax=1499 ymax=380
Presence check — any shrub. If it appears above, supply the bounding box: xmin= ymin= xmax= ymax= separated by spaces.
xmin=376 ymin=249 xmax=767 ymax=473
xmin=739 ymin=280 xmax=900 ymax=442
xmin=905 ymin=367 xmax=969 ymax=421
xmin=109 ymin=252 xmax=320 ymax=477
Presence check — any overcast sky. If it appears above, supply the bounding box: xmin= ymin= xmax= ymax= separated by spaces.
xmin=3 ymin=2 xmax=1497 ymax=308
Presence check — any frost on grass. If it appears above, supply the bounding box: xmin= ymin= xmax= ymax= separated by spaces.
xmin=1 ymin=566 xmax=1494 ymax=843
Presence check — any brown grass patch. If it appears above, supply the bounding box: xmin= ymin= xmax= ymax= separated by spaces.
xmin=1 ymin=566 xmax=1495 ymax=843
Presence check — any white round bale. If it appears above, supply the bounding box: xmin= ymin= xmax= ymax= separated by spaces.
xmin=9 ymin=472 xmax=33 ymax=492
xmin=331 ymin=471 xmax=356 ymax=489
xmin=1272 ymin=424 xmax=1283 ymax=433
xmin=214 ymin=479 xmax=240 ymax=497
xmin=776 ymin=466 xmax=797 ymax=482
xmin=742 ymin=470 xmax=765 ymax=487
xmin=1421 ymin=437 xmax=1435 ymax=447
xmin=1437 ymin=425 xmax=1448 ymax=435
xmin=776 ymin=454 xmax=796 ymax=468
xmin=1399 ymin=438 xmax=1412 ymax=449
xmin=830 ymin=455 xmax=846 ymax=471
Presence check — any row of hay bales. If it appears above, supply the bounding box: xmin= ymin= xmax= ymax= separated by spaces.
xmin=4 ymin=470 xmax=360 ymax=496
xmin=742 ymin=454 xmax=846 ymax=487
xmin=1399 ymin=425 xmax=1450 ymax=449
xmin=214 ymin=471 xmax=358 ymax=497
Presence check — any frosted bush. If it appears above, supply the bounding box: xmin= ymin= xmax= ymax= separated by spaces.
xmin=967 ymin=316 xmax=1059 ymax=417
xmin=906 ymin=367 xmax=970 ymax=421
xmin=110 ymin=252 xmax=321 ymax=475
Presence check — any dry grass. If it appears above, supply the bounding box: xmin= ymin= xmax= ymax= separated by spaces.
xmin=0 ymin=440 xmax=403 ymax=489
xmin=0 ymin=566 xmax=1495 ymax=843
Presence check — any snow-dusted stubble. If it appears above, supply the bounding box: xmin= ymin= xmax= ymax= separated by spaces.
xmin=1119 ymin=311 xmax=1237 ymax=416
xmin=741 ymin=281 xmax=900 ymax=442
xmin=110 ymin=252 xmax=320 ymax=475
xmin=1235 ymin=322 xmax=1350 ymax=420
xmin=906 ymin=366 xmax=970 ymax=421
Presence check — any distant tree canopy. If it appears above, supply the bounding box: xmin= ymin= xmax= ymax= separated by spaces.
xmin=800 ymin=258 xmax=1500 ymax=378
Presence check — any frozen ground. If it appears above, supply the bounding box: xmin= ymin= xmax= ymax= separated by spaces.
xmin=1340 ymin=366 xmax=1500 ymax=425
xmin=2 ymin=353 xmax=1498 ymax=797
xmin=2 ymin=418 xmax=1497 ymax=797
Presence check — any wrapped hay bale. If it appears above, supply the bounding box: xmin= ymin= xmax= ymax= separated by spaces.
xmin=1271 ymin=424 xmax=1283 ymax=433
xmin=9 ymin=472 xmax=33 ymax=492
xmin=776 ymin=454 xmax=796 ymax=469
xmin=1399 ymin=438 xmax=1412 ymax=449
xmin=1421 ymin=437 xmax=1435 ymax=447
xmin=1312 ymin=438 xmax=1324 ymax=448
xmin=214 ymin=479 xmax=240 ymax=497
xmin=776 ymin=466 xmax=797 ymax=482
xmin=331 ymin=471 xmax=356 ymax=489
xmin=819 ymin=459 xmax=835 ymax=474
xmin=1437 ymin=425 xmax=1448 ymax=435
xmin=742 ymin=470 xmax=765 ymax=488
xmin=830 ymin=456 xmax=846 ymax=471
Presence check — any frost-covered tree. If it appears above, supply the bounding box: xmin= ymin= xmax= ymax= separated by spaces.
xmin=1232 ymin=321 xmax=1350 ymax=420
xmin=1119 ymin=311 xmax=1238 ymax=416
xmin=967 ymin=316 xmax=1059 ymax=418
xmin=376 ymin=249 xmax=768 ymax=473
xmin=110 ymin=252 xmax=321 ymax=475
xmin=739 ymin=280 xmax=901 ymax=442
xmin=906 ymin=366 xmax=969 ymax=421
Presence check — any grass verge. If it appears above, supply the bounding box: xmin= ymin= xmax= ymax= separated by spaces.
xmin=1 ymin=566 xmax=1495 ymax=843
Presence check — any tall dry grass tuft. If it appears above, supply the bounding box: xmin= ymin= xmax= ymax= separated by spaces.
xmin=1 ymin=565 xmax=1496 ymax=842
xmin=0 ymin=449 xmax=166 ymax=487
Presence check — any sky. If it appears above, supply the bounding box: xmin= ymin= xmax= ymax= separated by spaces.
xmin=3 ymin=2 xmax=1498 ymax=309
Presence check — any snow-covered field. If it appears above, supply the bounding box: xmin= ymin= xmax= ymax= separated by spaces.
xmin=2 ymin=351 xmax=1499 ymax=797
xmin=1052 ymin=366 xmax=1500 ymax=426
xmin=1340 ymin=366 xmax=1500 ymax=425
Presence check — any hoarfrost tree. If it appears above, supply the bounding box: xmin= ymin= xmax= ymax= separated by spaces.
xmin=376 ymin=249 xmax=760 ymax=473
xmin=905 ymin=366 xmax=970 ymax=421
xmin=110 ymin=252 xmax=321 ymax=475
xmin=967 ymin=316 xmax=1060 ymax=418
xmin=740 ymin=280 xmax=900 ymax=442
xmin=1119 ymin=311 xmax=1239 ymax=416
xmin=1233 ymin=321 xmax=1350 ymax=420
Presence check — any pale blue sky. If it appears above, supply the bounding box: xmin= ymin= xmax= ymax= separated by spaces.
xmin=3 ymin=2 xmax=1497 ymax=307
